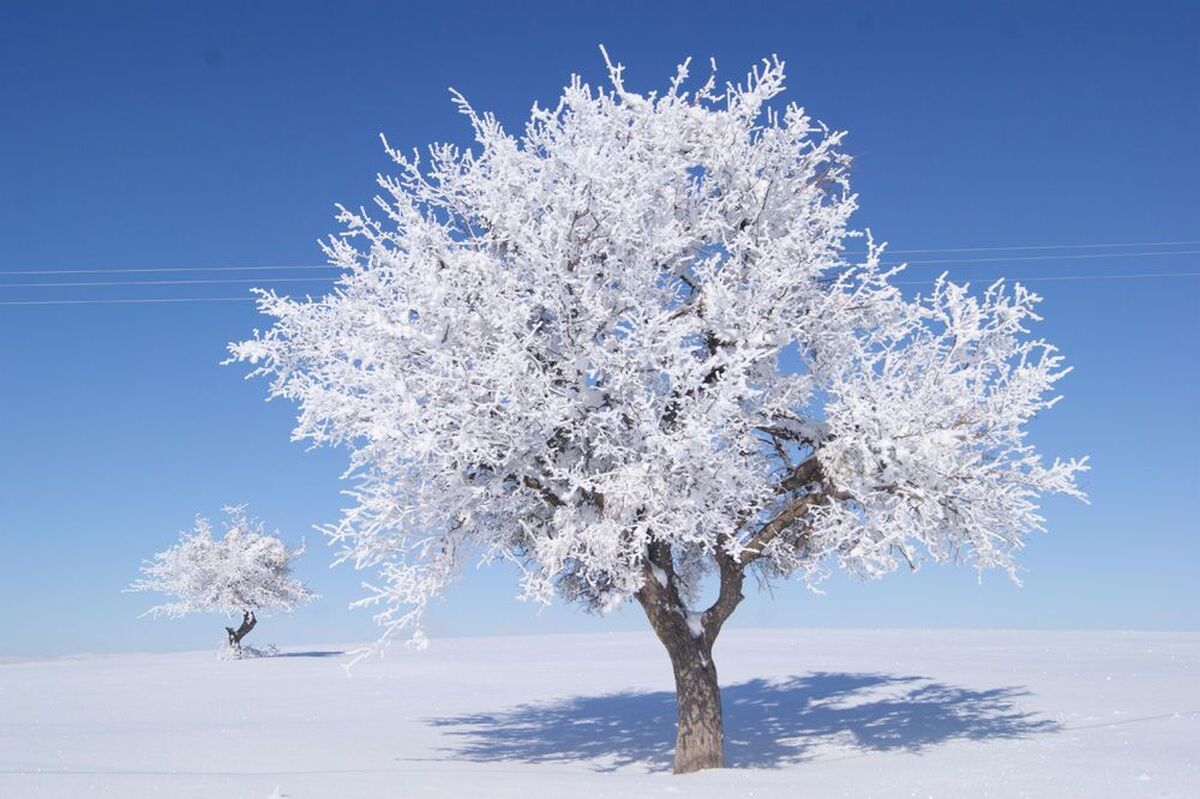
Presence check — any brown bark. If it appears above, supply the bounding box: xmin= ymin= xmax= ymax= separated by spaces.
xmin=636 ymin=542 xmax=744 ymax=773
xmin=225 ymin=610 xmax=257 ymax=650
xmin=665 ymin=632 xmax=723 ymax=773
xmin=634 ymin=466 xmax=825 ymax=772
xmin=738 ymin=492 xmax=823 ymax=567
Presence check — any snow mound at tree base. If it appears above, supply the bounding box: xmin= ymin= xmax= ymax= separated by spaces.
xmin=216 ymin=641 xmax=280 ymax=661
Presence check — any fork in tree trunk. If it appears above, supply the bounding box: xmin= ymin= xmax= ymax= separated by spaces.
xmin=225 ymin=610 xmax=257 ymax=652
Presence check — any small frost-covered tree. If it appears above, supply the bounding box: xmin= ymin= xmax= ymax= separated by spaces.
xmin=229 ymin=51 xmax=1086 ymax=772
xmin=130 ymin=507 xmax=315 ymax=653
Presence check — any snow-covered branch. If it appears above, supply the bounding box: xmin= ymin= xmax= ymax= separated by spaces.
xmin=129 ymin=507 xmax=316 ymax=620
xmin=229 ymin=52 xmax=1086 ymax=650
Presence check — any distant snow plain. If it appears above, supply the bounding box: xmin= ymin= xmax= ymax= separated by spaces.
xmin=1 ymin=629 xmax=1196 ymax=798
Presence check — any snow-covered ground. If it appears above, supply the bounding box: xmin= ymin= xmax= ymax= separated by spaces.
xmin=1 ymin=629 xmax=1196 ymax=798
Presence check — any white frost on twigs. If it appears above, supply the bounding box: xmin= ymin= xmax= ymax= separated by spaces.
xmin=228 ymin=53 xmax=1087 ymax=653
xmin=129 ymin=506 xmax=316 ymax=620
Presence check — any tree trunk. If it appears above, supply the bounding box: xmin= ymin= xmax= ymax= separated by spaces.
xmin=665 ymin=631 xmax=724 ymax=773
xmin=225 ymin=610 xmax=256 ymax=651
xmin=638 ymin=594 xmax=725 ymax=772
xmin=637 ymin=542 xmax=744 ymax=774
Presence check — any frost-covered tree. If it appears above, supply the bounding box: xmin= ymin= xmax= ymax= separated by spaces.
xmin=130 ymin=507 xmax=315 ymax=653
xmin=228 ymin=51 xmax=1086 ymax=772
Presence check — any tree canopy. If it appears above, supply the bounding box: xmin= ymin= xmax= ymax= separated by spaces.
xmin=229 ymin=52 xmax=1086 ymax=653
xmin=131 ymin=507 xmax=314 ymax=619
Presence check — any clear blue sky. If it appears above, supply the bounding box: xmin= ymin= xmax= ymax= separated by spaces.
xmin=1 ymin=1 xmax=1196 ymax=656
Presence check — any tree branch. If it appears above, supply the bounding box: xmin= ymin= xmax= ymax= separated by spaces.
xmin=522 ymin=475 xmax=564 ymax=507
xmin=738 ymin=493 xmax=824 ymax=567
xmin=703 ymin=545 xmax=744 ymax=634
xmin=779 ymin=457 xmax=823 ymax=493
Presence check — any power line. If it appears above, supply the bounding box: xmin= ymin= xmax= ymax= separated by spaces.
xmin=894 ymin=271 xmax=1200 ymax=285
xmin=0 ymin=296 xmax=255 ymax=306
xmin=2 ymin=250 xmax=1198 ymax=292
xmin=0 ymin=277 xmax=335 ymax=289
xmin=0 ymin=264 xmax=337 ymax=277
xmin=2 ymin=270 xmax=1197 ymax=306
xmin=1 ymin=239 xmax=1198 ymax=277
xmin=882 ymin=239 xmax=1200 ymax=255
xmin=891 ymin=250 xmax=1200 ymax=266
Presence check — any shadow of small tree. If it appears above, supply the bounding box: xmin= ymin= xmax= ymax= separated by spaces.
xmin=427 ymin=672 xmax=1060 ymax=771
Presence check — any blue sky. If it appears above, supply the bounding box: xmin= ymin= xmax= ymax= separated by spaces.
xmin=1 ymin=1 xmax=1196 ymax=656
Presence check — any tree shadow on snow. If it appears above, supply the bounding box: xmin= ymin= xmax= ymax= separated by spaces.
xmin=426 ymin=672 xmax=1060 ymax=771
xmin=271 ymin=649 xmax=345 ymax=658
